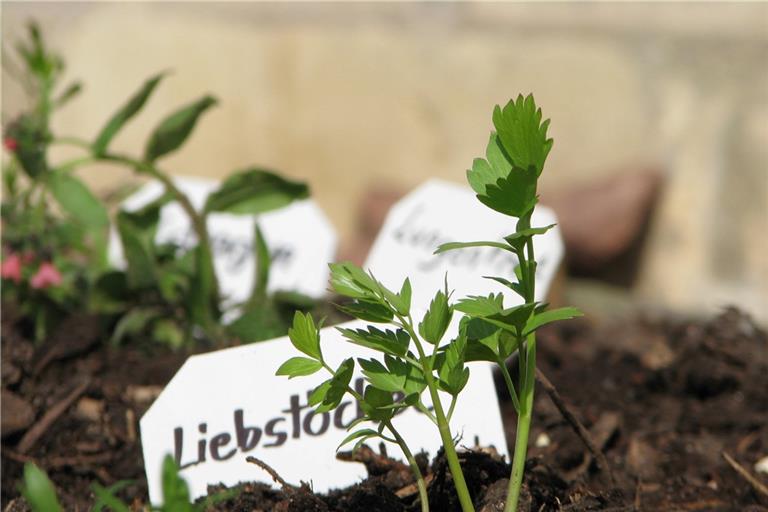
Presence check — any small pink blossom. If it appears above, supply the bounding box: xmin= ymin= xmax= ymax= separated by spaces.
xmin=3 ymin=137 xmax=17 ymax=152
xmin=30 ymin=262 xmax=62 ymax=289
xmin=1 ymin=253 xmax=22 ymax=283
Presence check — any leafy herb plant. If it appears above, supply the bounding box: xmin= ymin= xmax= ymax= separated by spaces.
xmin=3 ymin=23 xmax=312 ymax=347
xmin=277 ymin=95 xmax=580 ymax=512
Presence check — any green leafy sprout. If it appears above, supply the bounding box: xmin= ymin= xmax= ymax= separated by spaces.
xmin=277 ymin=94 xmax=581 ymax=512
xmin=20 ymin=455 xmax=235 ymax=511
xmin=3 ymin=23 xmax=312 ymax=347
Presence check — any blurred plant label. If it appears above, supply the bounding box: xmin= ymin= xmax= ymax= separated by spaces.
xmin=109 ymin=176 xmax=337 ymax=307
xmin=365 ymin=179 xmax=563 ymax=314
xmin=141 ymin=320 xmax=507 ymax=503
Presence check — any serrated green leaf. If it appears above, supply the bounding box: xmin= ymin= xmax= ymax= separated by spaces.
xmin=437 ymin=336 xmax=469 ymax=395
xmin=276 ymin=357 xmax=323 ymax=378
xmin=308 ymin=380 xmax=332 ymax=407
xmin=93 ymin=72 xmax=165 ymax=155
xmin=336 ymin=300 xmax=393 ymax=323
xmin=203 ymin=168 xmax=308 ymax=215
xmin=460 ymin=316 xmax=500 ymax=362
xmin=466 ymin=133 xmax=510 ymax=197
xmin=288 ymin=311 xmax=322 ymax=360
xmin=21 ymin=463 xmax=62 ymax=512
xmin=360 ymin=385 xmax=394 ymax=421
xmin=376 ymin=281 xmax=409 ymax=316
xmin=477 ymin=167 xmax=538 ymax=218
xmin=523 ymin=307 xmax=583 ymax=336
xmin=454 ymin=293 xmax=504 ymax=316
xmin=482 ymin=276 xmax=526 ymax=300
xmin=338 ymin=326 xmax=410 ymax=357
xmin=418 ymin=289 xmax=452 ymax=344
xmin=337 ymin=429 xmax=379 ymax=451
xmin=359 ymin=358 xmax=406 ymax=392
xmin=329 ymin=262 xmax=378 ymax=299
xmin=316 ymin=358 xmax=354 ymax=413
xmin=492 ymin=94 xmax=553 ymax=176
xmin=145 ymin=95 xmax=217 ymax=162
xmin=485 ymin=303 xmax=537 ymax=336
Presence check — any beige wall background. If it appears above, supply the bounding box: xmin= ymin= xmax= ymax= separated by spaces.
xmin=2 ymin=2 xmax=767 ymax=322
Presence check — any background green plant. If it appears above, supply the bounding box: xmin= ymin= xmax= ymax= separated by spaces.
xmin=2 ymin=23 xmax=314 ymax=347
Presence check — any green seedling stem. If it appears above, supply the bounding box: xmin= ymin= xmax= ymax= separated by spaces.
xmin=398 ymin=313 xmax=475 ymax=512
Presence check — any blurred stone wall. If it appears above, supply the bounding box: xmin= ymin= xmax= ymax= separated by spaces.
xmin=2 ymin=2 xmax=766 ymax=322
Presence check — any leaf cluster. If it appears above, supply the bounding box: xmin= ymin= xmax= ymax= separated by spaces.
xmin=278 ymin=263 xmax=468 ymax=452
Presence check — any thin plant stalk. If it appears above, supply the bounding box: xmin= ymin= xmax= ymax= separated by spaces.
xmin=399 ymin=315 xmax=475 ymax=512
xmin=502 ymin=215 xmax=537 ymax=512
xmin=387 ymin=421 xmax=430 ymax=512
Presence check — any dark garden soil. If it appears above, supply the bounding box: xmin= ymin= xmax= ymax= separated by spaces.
xmin=2 ymin=305 xmax=767 ymax=511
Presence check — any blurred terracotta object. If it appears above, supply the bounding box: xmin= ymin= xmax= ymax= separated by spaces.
xmin=543 ymin=168 xmax=663 ymax=274
xmin=338 ymin=186 xmax=405 ymax=265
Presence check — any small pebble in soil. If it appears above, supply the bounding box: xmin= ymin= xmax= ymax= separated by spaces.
xmin=755 ymin=456 xmax=768 ymax=475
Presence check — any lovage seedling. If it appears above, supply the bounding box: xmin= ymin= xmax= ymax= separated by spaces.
xmin=278 ymin=94 xmax=580 ymax=512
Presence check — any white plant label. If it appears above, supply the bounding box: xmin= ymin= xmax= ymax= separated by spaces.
xmin=109 ymin=176 xmax=337 ymax=308
xmin=140 ymin=320 xmax=508 ymax=504
xmin=364 ymin=179 xmax=563 ymax=315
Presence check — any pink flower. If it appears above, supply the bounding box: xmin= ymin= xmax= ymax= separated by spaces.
xmin=1 ymin=253 xmax=22 ymax=283
xmin=30 ymin=262 xmax=62 ymax=289
xmin=3 ymin=137 xmax=17 ymax=152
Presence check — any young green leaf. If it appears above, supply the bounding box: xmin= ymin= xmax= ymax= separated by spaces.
xmin=359 ymin=358 xmax=406 ymax=392
xmin=276 ymin=357 xmax=323 ymax=378
xmin=437 ymin=336 xmax=469 ymax=395
xmin=91 ymin=481 xmax=132 ymax=512
xmin=21 ymin=463 xmax=62 ymax=512
xmin=434 ymin=240 xmax=511 ymax=255
xmin=484 ymin=303 xmax=537 ymax=336
xmin=338 ymin=326 xmax=410 ymax=357
xmin=54 ymin=81 xmax=82 ymax=109
xmin=336 ymin=300 xmax=394 ymax=323
xmin=466 ymin=134 xmax=510 ymax=197
xmin=316 ymin=358 xmax=354 ymax=413
xmin=483 ymin=276 xmax=526 ymax=300
xmin=460 ymin=316 xmax=500 ymax=362
xmin=93 ymin=72 xmax=165 ymax=155
xmin=523 ymin=307 xmax=583 ymax=336
xmin=329 ymin=262 xmax=378 ymax=299
xmin=454 ymin=293 xmax=504 ymax=316
xmin=115 ymin=211 xmax=157 ymax=290
xmin=204 ymin=168 xmax=309 ymax=215
xmin=46 ymin=171 xmax=109 ymax=230
xmin=308 ymin=380 xmax=332 ymax=407
xmin=288 ymin=311 xmax=322 ymax=360
xmin=418 ymin=289 xmax=452 ymax=344
xmin=337 ymin=429 xmax=379 ymax=451
xmin=145 ymin=95 xmax=217 ymax=162
xmin=160 ymin=455 xmax=193 ymax=511
xmin=492 ymin=94 xmax=553 ymax=176
xmin=251 ymin=224 xmax=270 ymax=300
xmin=476 ymin=167 xmax=538 ymax=218
xmin=360 ymin=385 xmax=395 ymax=421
